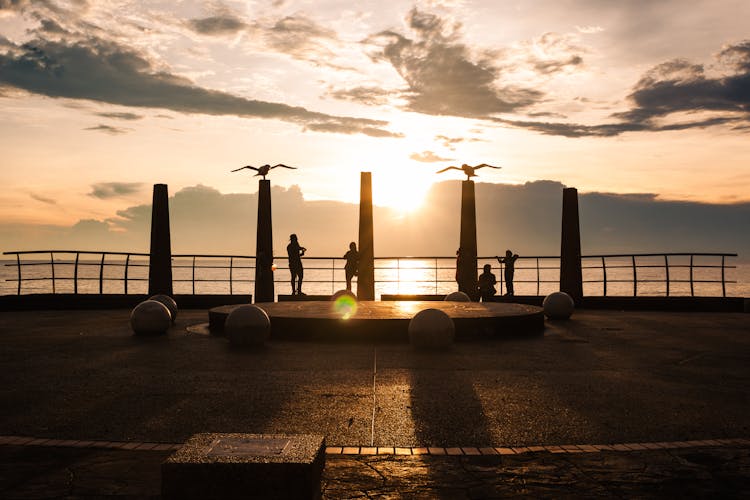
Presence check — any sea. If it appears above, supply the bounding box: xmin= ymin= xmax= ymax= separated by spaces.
xmin=2 ymin=255 xmax=748 ymax=299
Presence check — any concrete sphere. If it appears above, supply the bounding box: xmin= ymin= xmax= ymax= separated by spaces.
xmin=331 ymin=289 xmax=357 ymax=302
xmin=130 ymin=300 xmax=171 ymax=335
xmin=444 ymin=291 xmax=471 ymax=302
xmin=148 ymin=294 xmax=178 ymax=322
xmin=408 ymin=308 xmax=455 ymax=349
xmin=225 ymin=305 xmax=270 ymax=347
xmin=543 ymin=291 xmax=575 ymax=320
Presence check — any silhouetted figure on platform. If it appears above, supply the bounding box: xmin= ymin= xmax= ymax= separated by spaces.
xmin=436 ymin=163 xmax=501 ymax=180
xmin=454 ymin=248 xmax=463 ymax=285
xmin=287 ymin=234 xmax=306 ymax=295
xmin=497 ymin=250 xmax=519 ymax=296
xmin=231 ymin=163 xmax=296 ymax=180
xmin=344 ymin=242 xmax=359 ymax=292
xmin=478 ymin=264 xmax=497 ymax=302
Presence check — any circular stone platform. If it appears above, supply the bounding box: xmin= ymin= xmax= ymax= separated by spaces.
xmin=208 ymin=301 xmax=544 ymax=341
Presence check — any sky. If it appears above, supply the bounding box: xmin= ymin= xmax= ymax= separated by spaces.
xmin=0 ymin=0 xmax=748 ymax=257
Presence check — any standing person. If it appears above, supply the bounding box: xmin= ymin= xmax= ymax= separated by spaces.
xmin=343 ymin=242 xmax=359 ymax=292
xmin=478 ymin=264 xmax=497 ymax=302
xmin=454 ymin=248 xmax=463 ymax=286
xmin=497 ymin=249 xmax=519 ymax=296
xmin=287 ymin=234 xmax=306 ymax=295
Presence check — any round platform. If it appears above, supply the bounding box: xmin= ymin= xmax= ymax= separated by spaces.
xmin=208 ymin=301 xmax=544 ymax=341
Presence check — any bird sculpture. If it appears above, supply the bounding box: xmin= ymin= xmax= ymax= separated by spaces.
xmin=231 ymin=164 xmax=296 ymax=180
xmin=436 ymin=163 xmax=501 ymax=180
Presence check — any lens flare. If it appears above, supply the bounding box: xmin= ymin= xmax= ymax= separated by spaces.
xmin=333 ymin=295 xmax=358 ymax=320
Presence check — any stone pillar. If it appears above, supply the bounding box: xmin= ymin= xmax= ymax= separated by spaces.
xmin=148 ymin=184 xmax=173 ymax=296
xmin=560 ymin=187 xmax=583 ymax=302
xmin=254 ymin=179 xmax=275 ymax=302
xmin=358 ymin=172 xmax=375 ymax=300
xmin=458 ymin=180 xmax=478 ymax=300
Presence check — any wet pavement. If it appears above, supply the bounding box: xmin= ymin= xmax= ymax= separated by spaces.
xmin=0 ymin=308 xmax=748 ymax=497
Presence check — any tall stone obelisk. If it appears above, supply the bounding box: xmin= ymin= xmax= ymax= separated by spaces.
xmin=560 ymin=187 xmax=583 ymax=302
xmin=458 ymin=180 xmax=478 ymax=300
xmin=358 ymin=172 xmax=375 ymax=300
xmin=148 ymin=183 xmax=173 ymax=296
xmin=254 ymin=179 xmax=274 ymax=302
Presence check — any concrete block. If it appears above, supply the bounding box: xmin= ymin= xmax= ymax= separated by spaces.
xmin=162 ymin=433 xmax=325 ymax=500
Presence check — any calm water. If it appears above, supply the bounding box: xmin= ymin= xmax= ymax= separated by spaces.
xmin=2 ymin=256 xmax=748 ymax=298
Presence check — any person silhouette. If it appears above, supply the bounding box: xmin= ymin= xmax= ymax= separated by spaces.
xmin=343 ymin=242 xmax=359 ymax=292
xmin=497 ymin=249 xmax=519 ymax=296
xmin=287 ymin=234 xmax=306 ymax=295
xmin=478 ymin=264 xmax=497 ymax=302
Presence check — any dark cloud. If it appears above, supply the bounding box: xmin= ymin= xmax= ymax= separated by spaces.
xmin=4 ymin=181 xmax=747 ymax=259
xmin=95 ymin=111 xmax=142 ymax=120
xmin=84 ymin=124 xmax=131 ymax=135
xmin=187 ymin=15 xmax=247 ymax=35
xmin=0 ymin=0 xmax=29 ymax=10
xmin=29 ymin=192 xmax=56 ymax=204
xmin=263 ymin=14 xmax=349 ymax=69
xmin=88 ymin=182 xmax=144 ymax=199
xmin=0 ymin=35 xmax=399 ymax=137
xmin=326 ymin=85 xmax=394 ymax=106
xmin=499 ymin=40 xmax=750 ymax=137
xmin=366 ymin=8 xmax=543 ymax=117
xmin=410 ymin=150 xmax=453 ymax=162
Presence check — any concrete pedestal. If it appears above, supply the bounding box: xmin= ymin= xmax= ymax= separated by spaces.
xmin=255 ymin=180 xmax=275 ymax=303
xmin=162 ymin=433 xmax=325 ymax=500
xmin=458 ymin=180 xmax=478 ymax=300
xmin=560 ymin=187 xmax=583 ymax=302
xmin=148 ymin=184 xmax=173 ymax=296
xmin=358 ymin=172 xmax=375 ymax=300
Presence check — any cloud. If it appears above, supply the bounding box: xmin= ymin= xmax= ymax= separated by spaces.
xmin=410 ymin=150 xmax=454 ymax=162
xmin=0 ymin=0 xmax=29 ymax=11
xmin=263 ymin=14 xmax=340 ymax=64
xmin=84 ymin=124 xmax=131 ymax=135
xmin=434 ymin=134 xmax=485 ymax=150
xmin=497 ymin=40 xmax=750 ymax=137
xmin=0 ymin=35 xmax=399 ymax=137
xmin=187 ymin=14 xmax=247 ymax=35
xmin=29 ymin=192 xmax=56 ymax=204
xmin=365 ymin=8 xmax=543 ymax=118
xmin=326 ymin=85 xmax=394 ymax=106
xmin=88 ymin=182 xmax=144 ymax=199
xmin=4 ymin=182 xmax=747 ymax=259
xmin=95 ymin=111 xmax=142 ymax=120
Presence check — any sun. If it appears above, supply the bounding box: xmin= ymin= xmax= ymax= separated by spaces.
xmin=373 ymin=167 xmax=433 ymax=214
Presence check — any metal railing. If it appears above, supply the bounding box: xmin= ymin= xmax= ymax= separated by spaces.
xmin=2 ymin=250 xmax=738 ymax=297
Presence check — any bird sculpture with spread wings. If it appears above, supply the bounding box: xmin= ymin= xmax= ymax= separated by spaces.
xmin=436 ymin=163 xmax=501 ymax=180
xmin=231 ymin=164 xmax=296 ymax=180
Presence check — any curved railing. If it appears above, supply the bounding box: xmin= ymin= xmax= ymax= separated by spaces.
xmin=2 ymin=250 xmax=738 ymax=297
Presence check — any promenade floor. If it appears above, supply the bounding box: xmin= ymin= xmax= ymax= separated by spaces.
xmin=0 ymin=308 xmax=748 ymax=497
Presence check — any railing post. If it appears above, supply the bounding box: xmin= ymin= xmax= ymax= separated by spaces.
xmin=498 ymin=261 xmax=504 ymax=296
xmin=50 ymin=251 xmax=56 ymax=294
xmin=74 ymin=252 xmax=80 ymax=294
xmin=632 ymin=255 xmax=637 ymax=296
xmin=99 ymin=253 xmax=105 ymax=294
xmin=192 ymin=256 xmax=196 ymax=295
xmin=689 ymin=254 xmax=694 ymax=297
xmin=397 ymin=258 xmax=401 ymax=294
xmin=721 ymin=255 xmax=726 ymax=298
xmin=124 ymin=254 xmax=130 ymax=294
xmin=536 ymin=257 xmax=540 ymax=296
xmin=435 ymin=258 xmax=438 ymax=294
xmin=16 ymin=253 xmax=21 ymax=295
xmin=664 ymin=255 xmax=670 ymax=297
xmin=601 ymin=256 xmax=607 ymax=297
xmin=229 ymin=257 xmax=234 ymax=295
